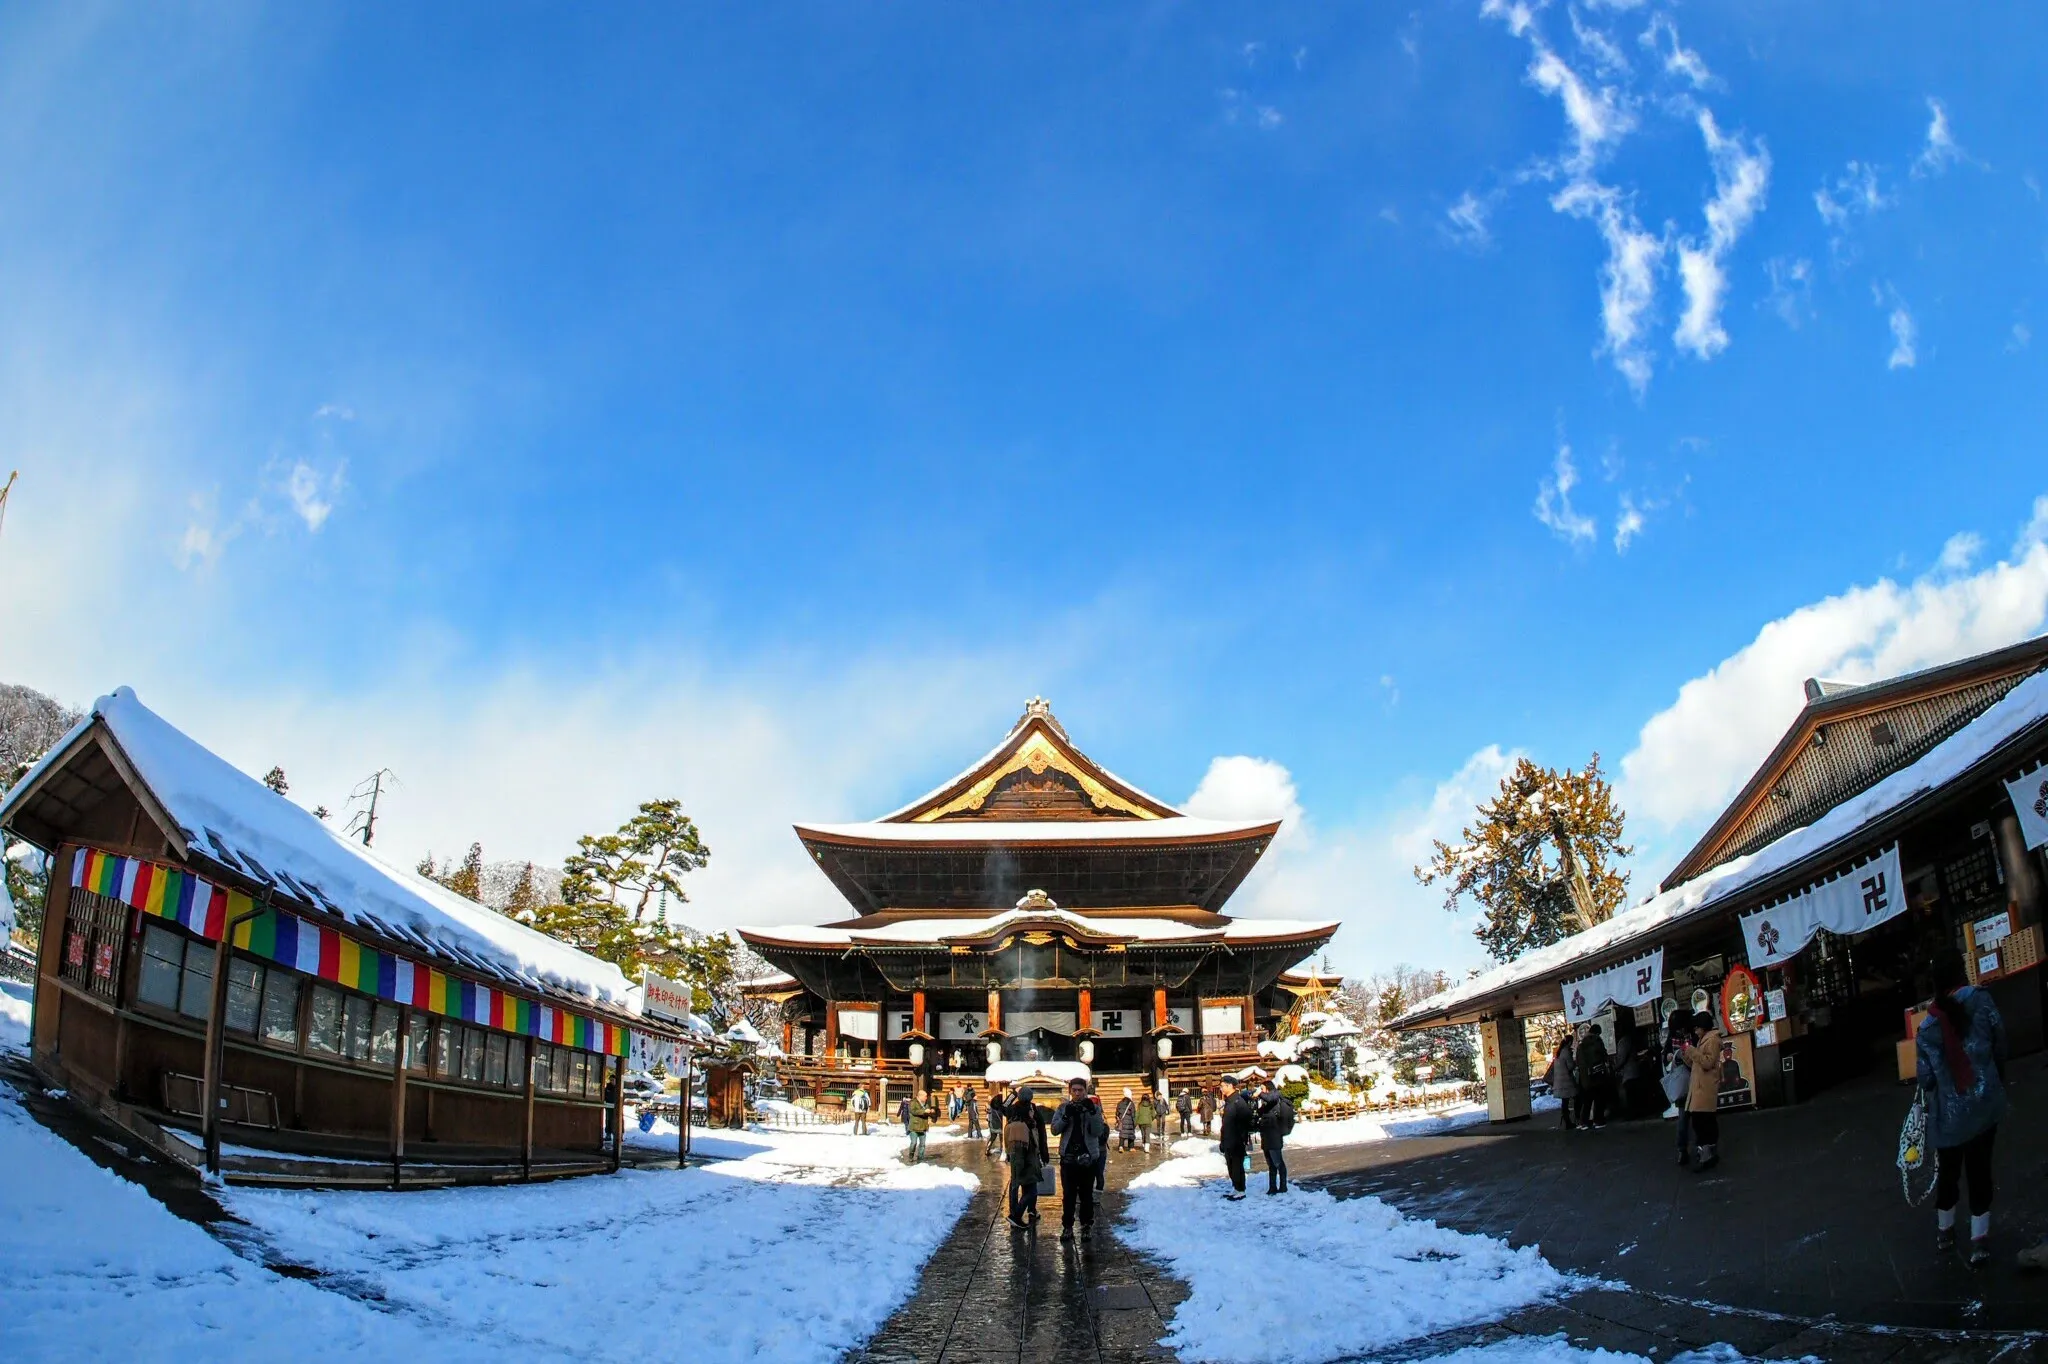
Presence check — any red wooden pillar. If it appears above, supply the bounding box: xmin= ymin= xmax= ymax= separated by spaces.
xmin=986 ymin=989 xmax=1001 ymax=1034
xmin=1153 ymin=987 xmax=1169 ymax=1032
xmin=781 ymin=1020 xmax=794 ymax=1056
xmin=1077 ymin=987 xmax=1093 ymax=1031
xmin=824 ymin=1001 xmax=839 ymax=1057
xmin=912 ymin=990 xmax=927 ymax=1038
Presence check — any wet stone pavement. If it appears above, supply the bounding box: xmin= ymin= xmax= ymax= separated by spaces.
xmin=849 ymin=1133 xmax=1189 ymax=1364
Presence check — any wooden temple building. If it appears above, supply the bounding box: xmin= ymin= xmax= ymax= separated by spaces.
xmin=1 ymin=687 xmax=691 ymax=1186
xmin=739 ymin=699 xmax=1341 ymax=1107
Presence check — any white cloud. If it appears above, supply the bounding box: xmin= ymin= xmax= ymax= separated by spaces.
xmin=1639 ymin=13 xmax=1711 ymax=89
xmin=1913 ymin=97 xmax=1966 ymax=177
xmin=1534 ymin=441 xmax=1597 ymax=544
xmin=1551 ymin=178 xmax=1664 ymax=389
xmin=1256 ymin=106 xmax=1284 ymax=131
xmin=1814 ymin=161 xmax=1890 ymax=232
xmin=1445 ymin=191 xmax=1496 ymax=248
xmin=1881 ymin=285 xmax=1918 ymax=369
xmin=1764 ymin=256 xmax=1813 ymax=328
xmin=1619 ymin=497 xmax=2048 ymax=833
xmin=1672 ymin=110 xmax=1770 ymax=360
xmin=1525 ymin=45 xmax=1636 ymax=175
xmin=284 ymin=459 xmax=344 ymax=532
xmin=1185 ymin=755 xmax=1304 ymax=829
xmin=313 ymin=403 xmax=356 ymax=422
xmin=1613 ymin=493 xmax=1645 ymax=552
xmin=1568 ymin=7 xmax=1631 ymax=77
xmin=2009 ymin=322 xmax=2031 ymax=353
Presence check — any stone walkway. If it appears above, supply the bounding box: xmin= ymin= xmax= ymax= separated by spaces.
xmin=850 ymin=1135 xmax=1188 ymax=1364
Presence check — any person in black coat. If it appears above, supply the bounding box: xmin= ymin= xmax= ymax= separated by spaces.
xmin=1050 ymin=1077 xmax=1108 ymax=1239
xmin=1574 ymin=1025 xmax=1612 ymax=1129
xmin=1216 ymin=1076 xmax=1255 ymax=1201
xmin=1255 ymin=1079 xmax=1293 ymax=1194
xmin=985 ymin=1086 xmax=1008 ymax=1155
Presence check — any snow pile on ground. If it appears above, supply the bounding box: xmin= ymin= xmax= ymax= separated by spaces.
xmin=0 ymin=981 xmax=30 ymax=1054
xmin=1119 ymin=1143 xmax=1568 ymax=1364
xmin=1415 ymin=1338 xmax=1766 ymax=1364
xmin=1 ymin=1081 xmax=974 ymax=1363
xmin=0 ymin=1090 xmax=446 ymax=1360
xmin=626 ymin=1113 xmax=969 ymax=1167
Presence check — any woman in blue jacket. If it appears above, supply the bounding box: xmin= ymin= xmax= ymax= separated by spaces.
xmin=1916 ymin=952 xmax=2008 ymax=1268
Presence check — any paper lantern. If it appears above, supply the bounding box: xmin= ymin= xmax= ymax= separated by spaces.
xmin=1077 ymin=1039 xmax=1095 ymax=1064
xmin=1156 ymin=1035 xmax=1173 ymax=1060
xmin=908 ymin=1042 xmax=925 ymax=1066
xmin=986 ymin=1041 xmax=1002 ymax=1065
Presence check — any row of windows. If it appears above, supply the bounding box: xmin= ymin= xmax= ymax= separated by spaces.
xmin=133 ymin=924 xmax=613 ymax=1100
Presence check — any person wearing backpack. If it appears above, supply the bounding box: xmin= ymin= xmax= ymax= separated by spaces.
xmin=849 ymin=1085 xmax=871 ymax=1135
xmin=1575 ymin=1023 xmax=1613 ymax=1130
xmin=1005 ymin=1087 xmax=1049 ymax=1228
xmin=1175 ymin=1087 xmax=1195 ymax=1136
xmin=1256 ymin=1078 xmax=1294 ymax=1195
xmin=1216 ymin=1075 xmax=1254 ymax=1200
xmin=1051 ymin=1077 xmax=1108 ymax=1240
xmin=1115 ymin=1088 xmax=1138 ymax=1151
xmin=1916 ymin=951 xmax=2008 ymax=1268
xmin=907 ymin=1087 xmax=933 ymax=1162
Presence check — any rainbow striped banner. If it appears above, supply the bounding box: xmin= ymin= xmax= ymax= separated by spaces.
xmin=73 ymin=847 xmax=629 ymax=1057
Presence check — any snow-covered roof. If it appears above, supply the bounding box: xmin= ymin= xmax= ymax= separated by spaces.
xmin=795 ymin=816 xmax=1277 ymax=845
xmin=1397 ymin=666 xmax=2048 ymax=1030
xmin=0 ymin=688 xmax=633 ymax=1008
xmin=876 ymin=704 xmax=1183 ymax=823
xmin=739 ymin=907 xmax=1339 ymax=950
xmin=724 ymin=1017 xmax=766 ymax=1046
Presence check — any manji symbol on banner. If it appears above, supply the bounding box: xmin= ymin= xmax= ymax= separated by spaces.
xmin=1561 ymin=948 xmax=1664 ymax=1025
xmin=1740 ymin=842 xmax=1906 ymax=969
xmin=2006 ymin=763 xmax=2048 ymax=852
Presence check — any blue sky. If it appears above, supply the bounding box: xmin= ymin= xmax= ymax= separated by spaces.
xmin=3 ymin=3 xmax=2046 ymax=976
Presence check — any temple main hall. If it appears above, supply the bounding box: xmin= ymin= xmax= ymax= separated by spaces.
xmin=738 ymin=699 xmax=1340 ymax=1104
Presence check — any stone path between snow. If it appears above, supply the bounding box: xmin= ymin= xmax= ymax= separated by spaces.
xmin=849 ymin=1136 xmax=1187 ymax=1364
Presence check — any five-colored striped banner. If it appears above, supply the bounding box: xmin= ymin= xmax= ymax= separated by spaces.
xmin=73 ymin=847 xmax=628 ymax=1056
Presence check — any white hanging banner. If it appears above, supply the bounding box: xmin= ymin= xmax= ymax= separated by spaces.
xmin=835 ymin=1006 xmax=880 ymax=1042
xmin=883 ymin=1007 xmax=918 ymax=1040
xmin=1741 ymin=842 xmax=1906 ymax=968
xmin=2007 ymin=764 xmax=2048 ymax=851
xmin=1006 ymin=1010 xmax=1077 ymax=1036
xmin=1561 ymin=948 xmax=1663 ymax=1025
xmin=1087 ymin=1006 xmax=1141 ymax=1036
xmin=937 ymin=1009 xmax=987 ymax=1040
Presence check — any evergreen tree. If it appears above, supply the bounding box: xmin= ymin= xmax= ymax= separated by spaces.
xmin=416 ymin=851 xmax=439 ymax=879
xmin=505 ymin=861 xmax=540 ymax=922
xmin=1415 ymin=754 xmax=1631 ymax=963
xmin=262 ymin=766 xmax=290 ymax=796
xmin=445 ymin=842 xmax=485 ymax=903
xmin=5 ymin=846 xmax=49 ymax=945
xmin=0 ymin=683 xmax=81 ymax=789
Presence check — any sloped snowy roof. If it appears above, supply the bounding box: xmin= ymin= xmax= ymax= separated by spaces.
xmin=739 ymin=907 xmax=1339 ymax=950
xmin=794 ymin=817 xmax=1277 ymax=845
xmin=0 ymin=688 xmax=632 ymax=1008
xmin=1396 ymin=666 xmax=2048 ymax=1030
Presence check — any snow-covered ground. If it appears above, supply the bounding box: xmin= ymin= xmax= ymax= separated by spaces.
xmin=1286 ymin=1093 xmax=1560 ymax=1149
xmin=0 ymin=1076 xmax=974 ymax=1362
xmin=0 ymin=980 xmax=29 ymax=1054
xmin=1414 ymin=1337 xmax=1762 ymax=1364
xmin=1120 ymin=1140 xmax=1569 ymax=1364
xmin=625 ymin=1110 xmax=971 ymax=1169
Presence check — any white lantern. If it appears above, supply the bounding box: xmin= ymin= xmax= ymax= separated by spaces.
xmin=908 ymin=1042 xmax=925 ymax=1066
xmin=1156 ymin=1035 xmax=1173 ymax=1060
xmin=1077 ymin=1039 xmax=1095 ymax=1064
xmin=986 ymin=1041 xmax=1002 ymax=1065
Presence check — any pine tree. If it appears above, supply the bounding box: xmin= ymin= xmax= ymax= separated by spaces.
xmin=1415 ymin=754 xmax=1631 ymax=963
xmin=416 ymin=851 xmax=439 ymax=879
xmin=506 ymin=861 xmax=540 ymax=922
xmin=444 ymin=842 xmax=485 ymax=903
xmin=262 ymin=766 xmax=289 ymax=796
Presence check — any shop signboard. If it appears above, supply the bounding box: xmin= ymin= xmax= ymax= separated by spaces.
xmin=2005 ymin=763 xmax=2048 ymax=851
xmin=641 ymin=969 xmax=695 ymax=1027
xmin=1740 ymin=843 xmax=1906 ymax=969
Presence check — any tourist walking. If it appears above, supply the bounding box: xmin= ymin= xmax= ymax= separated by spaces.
xmin=908 ymin=1088 xmax=932 ymax=1162
xmin=1198 ymin=1087 xmax=1216 ymax=1137
xmin=1663 ymin=1011 xmax=1696 ymax=1158
xmin=1135 ymin=1092 xmax=1158 ymax=1151
xmin=988 ymin=1085 xmax=1012 ymax=1156
xmin=1051 ymin=1077 xmax=1109 ymax=1241
xmin=1217 ymin=1076 xmax=1254 ymax=1201
xmin=1256 ymin=1079 xmax=1294 ymax=1194
xmin=1006 ymin=1088 xmax=1049 ymax=1228
xmin=897 ymin=1093 xmax=912 ymax=1133
xmin=1176 ymin=1087 xmax=1194 ymax=1136
xmin=964 ymin=1086 xmax=982 ymax=1140
xmin=850 ymin=1085 xmax=871 ymax=1135
xmin=1575 ymin=1024 xmax=1612 ymax=1129
xmin=1916 ymin=952 xmax=2008 ymax=1268
xmin=1090 ymin=1091 xmax=1109 ymax=1191
xmin=1545 ymin=1032 xmax=1578 ymax=1131
xmin=1680 ymin=1012 xmax=1725 ymax=1172
xmin=1116 ymin=1087 xmax=1138 ymax=1151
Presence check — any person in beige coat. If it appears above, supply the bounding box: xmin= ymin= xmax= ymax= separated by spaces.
xmin=1682 ymin=1018 xmax=1725 ymax=1172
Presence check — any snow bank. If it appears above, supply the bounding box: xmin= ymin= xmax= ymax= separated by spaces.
xmin=0 ymin=981 xmax=29 ymax=1054
xmin=224 ymin=1141 xmax=974 ymax=1362
xmin=1118 ymin=1145 xmax=1568 ymax=1363
xmin=626 ymin=1115 xmax=968 ymax=1167
xmin=1414 ymin=1337 xmax=1765 ymax=1364
xmin=0 ymin=1090 xmax=444 ymax=1360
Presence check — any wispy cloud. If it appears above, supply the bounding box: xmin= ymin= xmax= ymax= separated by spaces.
xmin=1673 ymin=110 xmax=1770 ymax=360
xmin=1613 ymin=493 xmax=1646 ymax=552
xmin=1639 ymin=13 xmax=1711 ymax=89
xmin=1552 ymin=180 xmax=1664 ymax=390
xmin=1912 ymin=97 xmax=1967 ymax=177
xmin=2011 ymin=321 xmax=2033 ymax=353
xmin=1534 ymin=441 xmax=1597 ymax=544
xmin=1878 ymin=284 xmax=1917 ymax=369
xmin=284 ymin=459 xmax=345 ymax=532
xmin=1568 ymin=7 xmax=1631 ymax=77
xmin=1764 ymin=256 xmax=1813 ymax=328
xmin=1444 ymin=190 xmax=1497 ymax=248
xmin=1814 ymin=161 xmax=1890 ymax=232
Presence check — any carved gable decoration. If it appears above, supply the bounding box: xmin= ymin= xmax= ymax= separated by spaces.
xmin=900 ymin=711 xmax=1179 ymax=823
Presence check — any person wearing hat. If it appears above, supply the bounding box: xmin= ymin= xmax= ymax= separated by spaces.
xmin=1216 ymin=1075 xmax=1256 ymax=1201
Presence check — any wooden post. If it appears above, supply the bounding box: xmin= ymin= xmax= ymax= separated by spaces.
xmin=1077 ymin=987 xmax=1092 ymax=1033
xmin=986 ymin=989 xmax=1001 ymax=1035
xmin=389 ymin=1010 xmax=410 ymax=1188
xmin=824 ymin=1000 xmax=839 ymax=1058
xmin=912 ymin=989 xmax=926 ymax=1038
xmin=521 ymin=1051 xmax=537 ymax=1181
xmin=781 ymin=1020 xmax=794 ymax=1056
xmin=1153 ymin=987 xmax=1169 ymax=1032
xmin=200 ymin=937 xmax=235 ymax=1174
xmin=681 ymin=1050 xmax=694 ymax=1164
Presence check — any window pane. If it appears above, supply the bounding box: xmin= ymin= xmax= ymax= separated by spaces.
xmin=370 ymin=1004 xmax=399 ymax=1067
xmin=177 ymin=947 xmax=214 ymax=1020
xmin=136 ymin=930 xmax=183 ymax=1010
xmin=406 ymin=1012 xmax=431 ymax=1072
xmin=434 ymin=1020 xmax=455 ymax=1077
xmin=308 ymin=986 xmax=343 ymax=1054
xmin=343 ymin=995 xmax=374 ymax=1062
xmin=461 ymin=1029 xmax=486 ymax=1083
xmin=224 ymin=959 xmax=263 ymax=1036
xmin=484 ymin=1033 xmax=508 ymax=1087
xmin=259 ymin=974 xmax=300 ymax=1048
xmin=506 ymin=1038 xmax=526 ymax=1092
xmin=571 ymin=1051 xmax=589 ymax=1098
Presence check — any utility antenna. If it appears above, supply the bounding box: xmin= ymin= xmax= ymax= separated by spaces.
xmin=0 ymin=471 xmax=17 ymax=539
xmin=346 ymin=768 xmax=397 ymax=847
